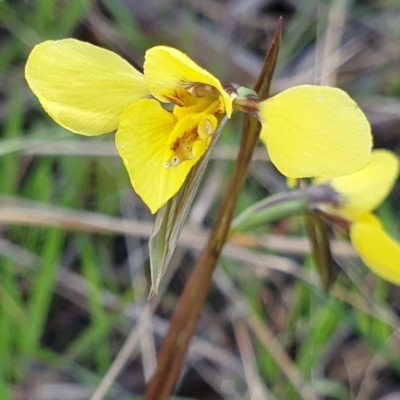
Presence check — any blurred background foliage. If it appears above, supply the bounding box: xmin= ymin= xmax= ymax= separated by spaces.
xmin=0 ymin=0 xmax=400 ymax=399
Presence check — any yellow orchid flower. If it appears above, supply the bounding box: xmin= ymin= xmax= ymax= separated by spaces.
xmin=26 ymin=40 xmax=235 ymax=213
xmin=315 ymin=150 xmax=399 ymax=221
xmin=115 ymin=46 xmax=236 ymax=213
xmin=315 ymin=150 xmax=400 ymax=285
xmin=26 ymin=39 xmax=373 ymax=215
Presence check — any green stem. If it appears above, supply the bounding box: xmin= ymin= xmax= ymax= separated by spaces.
xmin=304 ymin=213 xmax=336 ymax=291
xmin=144 ymin=18 xmax=282 ymax=400
xmin=144 ymin=104 xmax=262 ymax=400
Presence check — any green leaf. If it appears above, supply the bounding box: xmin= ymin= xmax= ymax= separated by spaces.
xmin=148 ymin=117 xmax=229 ymax=298
xmin=231 ymin=184 xmax=339 ymax=233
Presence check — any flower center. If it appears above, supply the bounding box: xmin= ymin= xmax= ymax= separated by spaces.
xmin=163 ymin=114 xmax=217 ymax=169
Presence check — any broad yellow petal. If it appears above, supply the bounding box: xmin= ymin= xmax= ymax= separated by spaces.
xmin=259 ymin=85 xmax=372 ymax=178
xmin=25 ymin=39 xmax=150 ymax=136
xmin=350 ymin=214 xmax=400 ymax=285
xmin=116 ymin=99 xmax=208 ymax=213
xmin=144 ymin=46 xmax=234 ymax=117
xmin=315 ymin=150 xmax=399 ymax=221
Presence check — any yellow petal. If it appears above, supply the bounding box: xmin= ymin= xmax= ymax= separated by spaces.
xmin=286 ymin=177 xmax=298 ymax=188
xmin=350 ymin=214 xmax=400 ymax=285
xmin=144 ymin=46 xmax=234 ymax=117
xmin=315 ymin=150 xmax=399 ymax=221
xmin=25 ymin=39 xmax=150 ymax=136
xmin=258 ymin=85 xmax=372 ymax=178
xmin=116 ymin=99 xmax=208 ymax=213
xmin=173 ymin=97 xmax=223 ymax=120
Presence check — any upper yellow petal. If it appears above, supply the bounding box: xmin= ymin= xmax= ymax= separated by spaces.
xmin=144 ymin=46 xmax=234 ymax=117
xmin=25 ymin=39 xmax=150 ymax=136
xmin=116 ymin=99 xmax=208 ymax=213
xmin=315 ymin=150 xmax=399 ymax=221
xmin=258 ymin=85 xmax=372 ymax=178
xmin=350 ymin=214 xmax=400 ymax=285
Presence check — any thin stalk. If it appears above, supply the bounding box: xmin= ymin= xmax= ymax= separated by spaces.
xmin=304 ymin=213 xmax=336 ymax=291
xmin=144 ymin=18 xmax=282 ymax=400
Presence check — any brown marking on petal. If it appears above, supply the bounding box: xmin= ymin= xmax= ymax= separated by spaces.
xmin=214 ymin=99 xmax=224 ymax=115
xmin=167 ymin=128 xmax=200 ymax=167
xmin=165 ymin=87 xmax=200 ymax=108
xmin=182 ymin=128 xmax=199 ymax=143
xmin=170 ymin=138 xmax=182 ymax=152
xmin=165 ymin=91 xmax=186 ymax=106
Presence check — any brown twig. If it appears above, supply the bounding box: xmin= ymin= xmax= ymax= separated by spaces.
xmin=144 ymin=17 xmax=282 ymax=400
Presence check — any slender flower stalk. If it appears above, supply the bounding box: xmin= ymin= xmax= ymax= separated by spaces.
xmin=144 ymin=19 xmax=282 ymax=399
